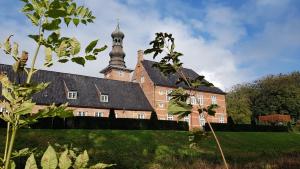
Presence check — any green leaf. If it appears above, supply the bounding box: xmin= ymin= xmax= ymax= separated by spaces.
xmin=58 ymin=58 xmax=69 ymax=63
xmin=85 ymin=40 xmax=98 ymax=53
xmin=14 ymin=101 xmax=35 ymax=115
xmin=12 ymin=42 xmax=19 ymax=58
xmin=26 ymin=13 xmax=39 ymax=26
xmin=73 ymin=18 xmax=79 ymax=26
xmin=44 ymin=47 xmax=53 ymax=67
xmin=25 ymin=154 xmax=38 ymax=169
xmin=70 ymin=38 xmax=81 ymax=55
xmin=90 ymin=163 xmax=116 ymax=169
xmin=4 ymin=35 xmax=12 ymax=54
xmin=41 ymin=145 xmax=58 ymax=169
xmin=71 ymin=57 xmax=85 ymax=66
xmin=56 ymin=40 xmax=67 ymax=57
xmin=64 ymin=17 xmax=71 ymax=26
xmin=22 ymin=3 xmax=34 ymax=12
xmin=74 ymin=150 xmax=89 ymax=169
xmin=46 ymin=10 xmax=67 ymax=18
xmin=67 ymin=3 xmax=76 ymax=14
xmin=59 ymin=150 xmax=72 ymax=169
xmin=93 ymin=45 xmax=107 ymax=55
xmin=85 ymin=55 xmax=96 ymax=60
xmin=28 ymin=35 xmax=40 ymax=43
xmin=42 ymin=19 xmax=61 ymax=31
xmin=9 ymin=160 xmax=16 ymax=169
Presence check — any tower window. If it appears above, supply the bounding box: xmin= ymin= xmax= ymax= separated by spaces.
xmin=67 ymin=91 xmax=77 ymax=99
xmin=100 ymin=94 xmax=109 ymax=102
xmin=119 ymin=70 xmax=123 ymax=76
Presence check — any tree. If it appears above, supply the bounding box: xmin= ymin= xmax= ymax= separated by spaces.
xmin=226 ymin=84 xmax=253 ymax=124
xmin=0 ymin=0 xmax=107 ymax=168
xmin=145 ymin=32 xmax=229 ymax=169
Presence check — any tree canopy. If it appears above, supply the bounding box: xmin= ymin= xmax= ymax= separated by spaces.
xmin=227 ymin=72 xmax=300 ymax=124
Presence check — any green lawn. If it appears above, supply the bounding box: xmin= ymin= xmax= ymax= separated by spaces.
xmin=1 ymin=129 xmax=300 ymax=169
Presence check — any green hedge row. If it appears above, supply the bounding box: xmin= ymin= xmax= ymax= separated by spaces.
xmin=204 ymin=123 xmax=289 ymax=132
xmin=0 ymin=117 xmax=189 ymax=131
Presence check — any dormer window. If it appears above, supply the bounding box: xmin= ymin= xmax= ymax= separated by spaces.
xmin=67 ymin=91 xmax=77 ymax=99
xmin=100 ymin=94 xmax=109 ymax=102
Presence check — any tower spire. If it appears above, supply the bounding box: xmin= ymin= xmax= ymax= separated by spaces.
xmin=100 ymin=21 xmax=133 ymax=81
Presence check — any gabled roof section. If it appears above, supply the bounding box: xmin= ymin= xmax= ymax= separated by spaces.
xmin=141 ymin=60 xmax=225 ymax=94
xmin=0 ymin=64 xmax=153 ymax=111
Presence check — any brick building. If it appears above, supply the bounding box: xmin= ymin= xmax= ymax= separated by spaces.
xmin=0 ymin=23 xmax=227 ymax=128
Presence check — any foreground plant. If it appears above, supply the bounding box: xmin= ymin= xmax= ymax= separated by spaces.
xmin=24 ymin=145 xmax=115 ymax=169
xmin=0 ymin=0 xmax=108 ymax=168
xmin=145 ymin=32 xmax=229 ymax=169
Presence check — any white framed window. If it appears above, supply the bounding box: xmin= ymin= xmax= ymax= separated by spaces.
xmin=137 ymin=113 xmax=145 ymax=119
xmin=159 ymin=90 xmax=165 ymax=95
xmin=78 ymin=111 xmax=86 ymax=116
xmin=167 ymin=113 xmax=174 ymax=120
xmin=118 ymin=70 xmax=123 ymax=76
xmin=219 ymin=115 xmax=225 ymax=123
xmin=211 ymin=95 xmax=217 ymax=104
xmin=95 ymin=112 xmax=103 ymax=117
xmin=100 ymin=94 xmax=109 ymax=102
xmin=67 ymin=91 xmax=77 ymax=99
xmin=183 ymin=115 xmax=190 ymax=125
xmin=115 ymin=112 xmax=118 ymax=118
xmin=158 ymin=102 xmax=164 ymax=108
xmin=197 ymin=95 xmax=204 ymax=105
xmin=191 ymin=96 xmax=197 ymax=105
xmin=199 ymin=113 xmax=206 ymax=126
xmin=140 ymin=76 xmax=145 ymax=83
xmin=166 ymin=90 xmax=173 ymax=101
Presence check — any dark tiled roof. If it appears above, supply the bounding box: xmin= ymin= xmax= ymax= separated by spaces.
xmin=0 ymin=64 xmax=153 ymax=111
xmin=142 ymin=60 xmax=225 ymax=94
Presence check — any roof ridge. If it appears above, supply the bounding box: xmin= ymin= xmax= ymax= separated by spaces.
xmin=0 ymin=63 xmax=138 ymax=85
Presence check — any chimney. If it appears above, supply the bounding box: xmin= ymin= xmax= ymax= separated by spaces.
xmin=137 ymin=50 xmax=144 ymax=63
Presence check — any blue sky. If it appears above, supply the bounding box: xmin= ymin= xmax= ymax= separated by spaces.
xmin=0 ymin=0 xmax=300 ymax=91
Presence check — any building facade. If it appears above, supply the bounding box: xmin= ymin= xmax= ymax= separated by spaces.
xmin=0 ymin=23 xmax=227 ymax=129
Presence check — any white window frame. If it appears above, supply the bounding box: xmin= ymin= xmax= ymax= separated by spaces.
xmin=219 ymin=115 xmax=225 ymax=123
xmin=211 ymin=95 xmax=217 ymax=104
xmin=140 ymin=76 xmax=145 ymax=83
xmin=0 ymin=107 xmax=8 ymax=113
xmin=191 ymin=96 xmax=197 ymax=105
xmin=137 ymin=113 xmax=145 ymax=119
xmin=198 ymin=95 xmax=204 ymax=105
xmin=100 ymin=94 xmax=109 ymax=102
xmin=159 ymin=90 xmax=165 ymax=95
xmin=95 ymin=112 xmax=103 ymax=117
xmin=167 ymin=113 xmax=174 ymax=120
xmin=78 ymin=111 xmax=86 ymax=116
xmin=67 ymin=91 xmax=77 ymax=100
xmin=166 ymin=90 xmax=173 ymax=101
xmin=199 ymin=113 xmax=206 ymax=126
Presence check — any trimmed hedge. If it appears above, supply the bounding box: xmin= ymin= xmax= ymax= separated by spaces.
xmin=0 ymin=117 xmax=189 ymax=130
xmin=204 ymin=123 xmax=289 ymax=132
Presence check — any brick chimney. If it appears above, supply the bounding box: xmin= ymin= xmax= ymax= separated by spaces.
xmin=137 ymin=50 xmax=144 ymax=63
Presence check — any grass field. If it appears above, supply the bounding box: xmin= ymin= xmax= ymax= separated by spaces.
xmin=1 ymin=129 xmax=300 ymax=169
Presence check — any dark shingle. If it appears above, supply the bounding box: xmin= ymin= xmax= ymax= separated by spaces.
xmin=142 ymin=60 xmax=225 ymax=94
xmin=0 ymin=64 xmax=153 ymax=111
